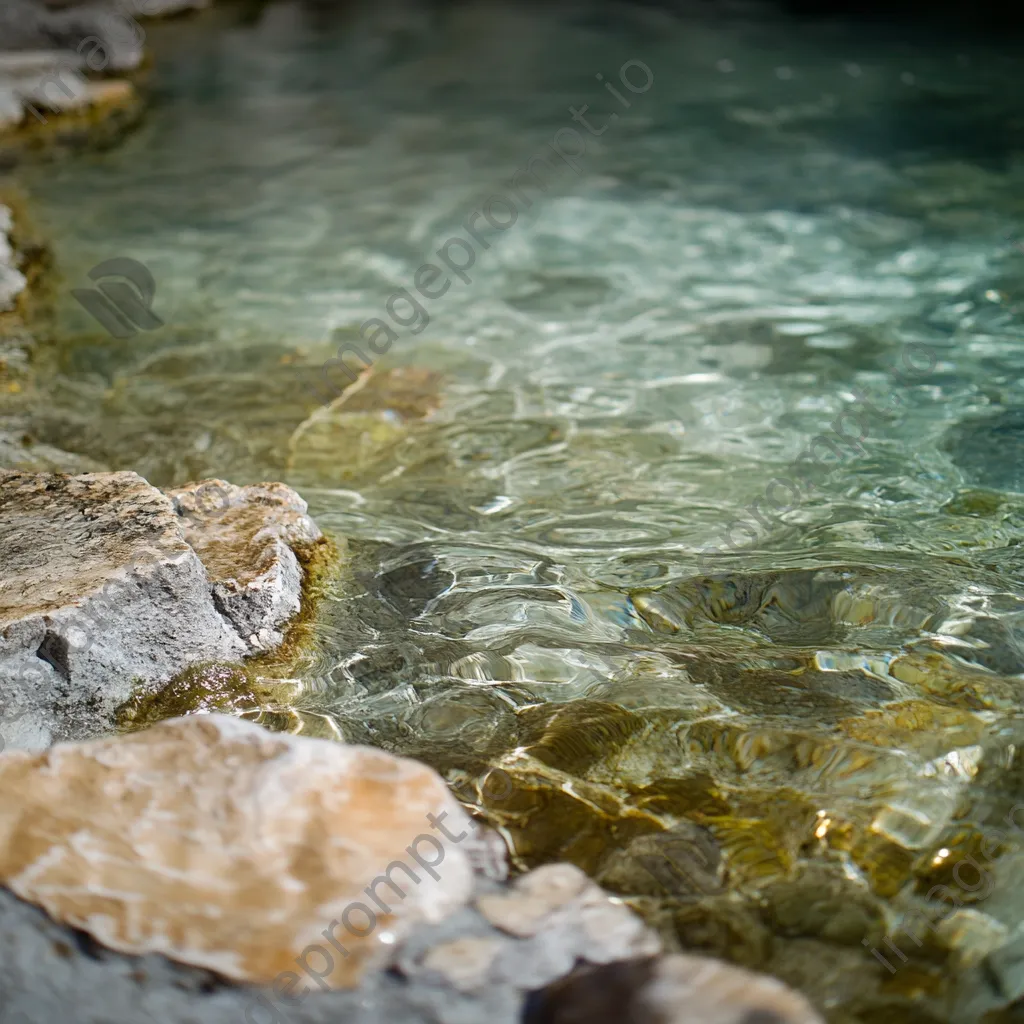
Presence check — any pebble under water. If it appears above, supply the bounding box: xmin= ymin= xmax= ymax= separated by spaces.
xmin=16 ymin=2 xmax=1024 ymax=1020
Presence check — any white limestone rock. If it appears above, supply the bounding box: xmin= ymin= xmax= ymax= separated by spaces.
xmin=0 ymin=714 xmax=477 ymax=985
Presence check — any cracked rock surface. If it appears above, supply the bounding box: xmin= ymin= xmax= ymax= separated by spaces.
xmin=0 ymin=714 xmax=663 ymax=1024
xmin=0 ymin=470 xmax=323 ymax=751
xmin=168 ymin=478 xmax=323 ymax=651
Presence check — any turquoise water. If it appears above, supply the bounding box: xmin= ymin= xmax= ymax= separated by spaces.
xmin=18 ymin=2 xmax=1024 ymax=1019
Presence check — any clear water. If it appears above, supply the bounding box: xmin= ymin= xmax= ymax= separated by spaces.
xmin=17 ymin=1 xmax=1024 ymax=1019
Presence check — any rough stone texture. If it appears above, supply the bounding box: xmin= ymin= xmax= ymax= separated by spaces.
xmin=0 ymin=204 xmax=26 ymax=310
xmin=168 ymin=478 xmax=323 ymax=651
xmin=0 ymin=715 xmax=668 ymax=1024
xmin=0 ymin=471 xmax=321 ymax=751
xmin=0 ymin=715 xmax=476 ymax=985
xmin=526 ymin=954 xmax=825 ymax=1024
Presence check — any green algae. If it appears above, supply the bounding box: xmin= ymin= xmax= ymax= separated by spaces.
xmin=116 ymin=531 xmax=342 ymax=732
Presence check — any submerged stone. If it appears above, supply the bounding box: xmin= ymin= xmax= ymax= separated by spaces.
xmin=287 ymin=366 xmax=443 ymax=487
xmin=943 ymin=408 xmax=1024 ymax=495
xmin=526 ymin=953 xmax=823 ymax=1024
xmin=631 ymin=565 xmax=942 ymax=647
xmin=423 ymin=624 xmax=1024 ymax=1022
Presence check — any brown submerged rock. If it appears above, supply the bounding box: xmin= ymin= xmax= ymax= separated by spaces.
xmin=418 ymin=585 xmax=1022 ymax=1023
xmin=527 ymin=953 xmax=824 ymax=1024
xmin=287 ymin=365 xmax=443 ymax=487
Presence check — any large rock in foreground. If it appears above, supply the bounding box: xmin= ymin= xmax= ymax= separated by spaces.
xmin=0 ymin=714 xmax=670 ymax=1024
xmin=0 ymin=471 xmax=325 ymax=751
xmin=0 ymin=714 xmax=477 ymax=985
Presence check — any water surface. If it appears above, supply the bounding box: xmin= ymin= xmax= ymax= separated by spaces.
xmin=18 ymin=2 xmax=1024 ymax=1020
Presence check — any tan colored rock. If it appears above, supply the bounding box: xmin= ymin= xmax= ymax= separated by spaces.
xmin=478 ymin=863 xmax=591 ymax=937
xmin=641 ymin=954 xmax=825 ymax=1024
xmin=478 ymin=863 xmax=659 ymax=963
xmin=167 ymin=478 xmax=324 ymax=651
xmin=288 ymin=366 xmax=442 ymax=486
xmin=420 ymin=936 xmax=505 ymax=993
xmin=0 ymin=714 xmax=476 ymax=986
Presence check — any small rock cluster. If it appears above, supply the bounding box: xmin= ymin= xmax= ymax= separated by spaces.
xmin=0 ymin=714 xmax=824 ymax=1024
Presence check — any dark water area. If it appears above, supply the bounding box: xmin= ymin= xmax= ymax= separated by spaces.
xmin=13 ymin=0 xmax=1024 ymax=1019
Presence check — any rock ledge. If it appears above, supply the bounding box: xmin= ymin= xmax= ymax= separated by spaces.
xmin=0 ymin=470 xmax=325 ymax=750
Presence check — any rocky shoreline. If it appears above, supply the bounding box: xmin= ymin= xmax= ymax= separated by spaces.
xmin=0 ymin=469 xmax=333 ymax=750
xmin=0 ymin=713 xmax=822 ymax=1024
xmin=0 ymin=6 xmax=828 ymax=1022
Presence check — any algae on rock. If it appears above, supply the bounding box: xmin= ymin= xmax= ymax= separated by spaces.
xmin=0 ymin=469 xmax=332 ymax=751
